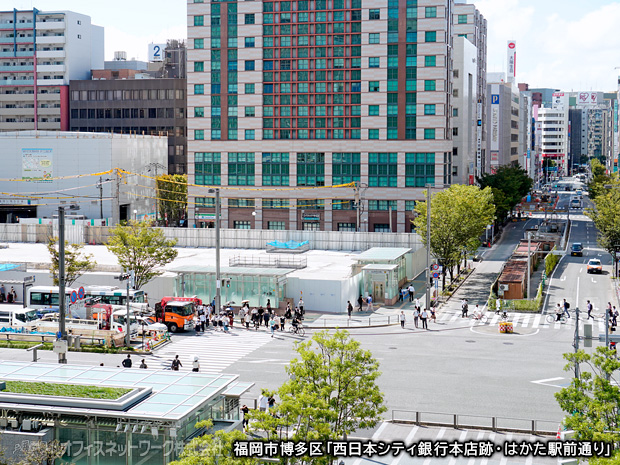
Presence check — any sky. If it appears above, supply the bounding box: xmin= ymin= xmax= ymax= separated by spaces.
xmin=12 ymin=0 xmax=620 ymax=92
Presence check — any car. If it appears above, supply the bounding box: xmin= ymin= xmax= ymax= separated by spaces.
xmin=587 ymin=258 xmax=603 ymax=274
xmin=571 ymin=243 xmax=583 ymax=257
xmin=570 ymin=198 xmax=582 ymax=208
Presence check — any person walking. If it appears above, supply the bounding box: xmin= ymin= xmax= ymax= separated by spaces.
xmin=192 ymin=356 xmax=200 ymax=372
xmin=399 ymin=311 xmax=406 ymax=328
xmin=367 ymin=294 xmax=373 ymax=311
xmin=241 ymin=404 xmax=250 ymax=430
xmin=398 ymin=287 xmax=404 ymax=302
xmin=347 ymin=301 xmax=353 ymax=319
xmin=413 ymin=307 xmax=419 ymax=328
xmin=263 ymin=310 xmax=270 ymax=327
xmin=430 ymin=307 xmax=436 ymax=323
xmin=244 ymin=311 xmax=251 ymax=329
xmin=139 ymin=359 xmax=148 ymax=369
xmin=586 ymin=300 xmax=594 ymax=320
xmin=298 ymin=297 xmax=304 ymax=316
xmin=269 ymin=314 xmax=276 ymax=338
xmin=171 ymin=355 xmax=182 ymax=371
xmin=258 ymin=391 xmax=268 ymax=412
xmin=420 ymin=308 xmax=428 ymax=329
xmin=279 ymin=313 xmax=285 ymax=331
xmin=461 ymin=299 xmax=468 ymax=318
xmin=122 ymin=354 xmax=132 ymax=368
xmin=357 ymin=295 xmax=364 ymax=312
xmin=613 ymin=306 xmax=618 ymax=327
xmin=408 ymin=284 xmax=415 ymax=302
xmin=415 ymin=297 xmax=421 ymax=312
xmin=562 ymin=299 xmax=571 ymax=319
xmin=200 ymin=311 xmax=206 ymax=331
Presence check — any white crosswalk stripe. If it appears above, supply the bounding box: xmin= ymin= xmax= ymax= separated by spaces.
xmin=144 ymin=328 xmax=274 ymax=372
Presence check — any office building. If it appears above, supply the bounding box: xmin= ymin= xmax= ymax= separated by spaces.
xmin=186 ymin=0 xmax=458 ymax=232
xmin=486 ymin=73 xmax=519 ymax=171
xmin=539 ymin=105 xmax=569 ymax=179
xmin=0 ymin=8 xmax=103 ymax=131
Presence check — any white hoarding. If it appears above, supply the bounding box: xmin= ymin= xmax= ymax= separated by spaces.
xmin=577 ymin=91 xmax=600 ymax=106
xmin=22 ymin=148 xmax=53 ymax=182
xmin=491 ymin=86 xmax=500 ymax=152
xmin=148 ymin=43 xmax=166 ymax=62
xmin=507 ymin=41 xmax=516 ymax=83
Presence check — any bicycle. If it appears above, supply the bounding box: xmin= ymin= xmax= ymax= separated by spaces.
xmin=289 ymin=324 xmax=305 ymax=336
xmin=468 ymin=311 xmax=488 ymax=323
xmin=546 ymin=314 xmax=567 ymax=324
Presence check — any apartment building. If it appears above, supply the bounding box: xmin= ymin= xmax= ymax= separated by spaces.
xmin=538 ymin=106 xmax=569 ymax=178
xmin=186 ymin=0 xmax=457 ymax=232
xmin=0 ymin=8 xmax=103 ymax=131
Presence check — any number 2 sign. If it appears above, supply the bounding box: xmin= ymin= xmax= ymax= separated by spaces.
xmin=148 ymin=43 xmax=166 ymax=62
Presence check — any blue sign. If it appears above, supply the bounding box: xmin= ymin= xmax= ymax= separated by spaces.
xmin=491 ymin=94 xmax=500 ymax=105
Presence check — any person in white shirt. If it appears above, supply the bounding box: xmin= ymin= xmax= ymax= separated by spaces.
xmin=420 ymin=308 xmax=428 ymax=329
xmin=413 ymin=307 xmax=419 ymax=328
xmin=414 ymin=297 xmax=421 ymax=312
xmin=408 ymin=285 xmax=415 ymax=302
xmin=258 ymin=392 xmax=268 ymax=412
xmin=399 ymin=311 xmax=406 ymax=328
xmin=192 ymin=356 xmax=200 ymax=372
xmin=298 ymin=298 xmax=304 ymax=315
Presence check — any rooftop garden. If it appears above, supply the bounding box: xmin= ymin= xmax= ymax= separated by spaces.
xmin=2 ymin=381 xmax=131 ymax=400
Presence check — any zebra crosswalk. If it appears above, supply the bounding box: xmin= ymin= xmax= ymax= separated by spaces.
xmin=144 ymin=327 xmax=274 ymax=372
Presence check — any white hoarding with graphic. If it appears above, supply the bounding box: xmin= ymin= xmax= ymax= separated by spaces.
xmin=22 ymin=148 xmax=53 ymax=182
xmin=148 ymin=43 xmax=166 ymax=62
xmin=507 ymin=41 xmax=516 ymax=83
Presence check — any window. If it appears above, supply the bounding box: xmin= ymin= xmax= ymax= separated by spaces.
xmin=194 ymin=15 xmax=204 ymax=26
xmin=453 ymin=108 xmax=458 ymax=117
xmin=369 ymin=129 xmax=379 ymax=139
xmin=194 ymin=84 xmax=204 ymax=95
xmin=303 ymin=222 xmax=320 ymax=231
xmin=425 ymin=6 xmax=437 ymax=18
xmin=458 ymin=14 xmax=468 ymax=24
xmin=338 ymin=223 xmax=356 ymax=231
xmin=368 ymin=200 xmax=397 ymax=211
xmin=194 ymin=38 xmax=204 ymax=49
xmin=194 ymin=152 xmax=221 ymax=185
xmin=369 ymin=9 xmax=380 ymax=20
xmin=369 ymin=105 xmax=380 ymax=116
xmin=245 ymin=106 xmax=255 ymax=117
xmin=228 ymin=152 xmax=255 ymax=186
xmin=263 ymin=199 xmax=290 ymax=209
xmin=262 ymin=152 xmax=290 ymax=186
xmin=424 ymin=80 xmax=436 ymax=91
xmin=453 ymin=89 xmax=459 ymax=97
xmin=453 ymin=147 xmax=458 ymax=156
xmin=369 ymin=81 xmax=380 ymax=92
xmin=245 ymin=83 xmax=255 ymax=94
xmin=245 ymin=130 xmax=255 ymax=140
xmin=297 ymin=153 xmax=325 ymax=186
xmin=424 ymin=128 xmax=435 ymax=140
xmin=194 ymin=107 xmax=204 ymax=117
xmin=369 ymin=33 xmax=380 ymax=44
xmin=424 ymin=104 xmax=436 ymax=115
xmin=405 ymin=153 xmax=435 ymax=187
xmin=245 ymin=37 xmax=255 ymax=48
xmin=425 ymin=31 xmax=436 ymax=43
xmin=425 ymin=56 xmax=436 ymax=67
xmin=452 ymin=166 xmax=458 ymax=176
xmin=268 ymin=221 xmax=286 ymax=230
xmin=453 ymin=127 xmax=458 ymax=136
xmin=194 ymin=61 xmax=204 ymax=72
xmin=245 ymin=60 xmax=255 ymax=71
xmin=368 ymin=153 xmax=397 ymax=187
xmin=297 ymin=199 xmax=324 ymax=210
xmin=369 ymin=57 xmax=380 ymax=68
xmin=234 ymin=221 xmax=251 ymax=229
xmin=244 ymin=13 xmax=255 ymax=24
xmin=373 ymin=224 xmax=391 ymax=232
xmin=195 ymin=130 xmax=204 ymax=140
xmin=405 ymin=200 xmax=416 ymax=211
xmin=453 ymin=69 xmax=459 ymax=78
xmin=229 ymin=199 xmax=255 ymax=208
xmin=332 ymin=153 xmax=360 ymax=184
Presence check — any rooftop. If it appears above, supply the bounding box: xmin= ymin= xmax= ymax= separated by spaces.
xmin=355 ymin=247 xmax=412 ymax=262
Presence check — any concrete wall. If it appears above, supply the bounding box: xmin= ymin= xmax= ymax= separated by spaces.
xmin=0 ymin=427 xmax=54 ymax=464
xmin=286 ymin=271 xmax=362 ymax=314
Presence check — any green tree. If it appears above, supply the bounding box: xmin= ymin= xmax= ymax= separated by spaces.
xmin=106 ymin=221 xmax=178 ymax=289
xmin=477 ymin=165 xmax=533 ymax=223
xmin=555 ymin=347 xmax=620 ymax=462
xmin=250 ymin=330 xmax=386 ymax=462
xmin=156 ymin=174 xmax=188 ymax=226
xmin=47 ymin=237 xmax=95 ymax=287
xmin=591 ymin=158 xmax=606 ymax=177
xmin=413 ymin=185 xmax=495 ymax=286
xmin=13 ymin=440 xmax=68 ymax=465
xmin=585 ymin=188 xmax=620 ymax=277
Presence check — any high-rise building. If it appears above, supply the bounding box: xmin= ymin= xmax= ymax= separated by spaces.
xmin=539 ymin=102 xmax=569 ymax=179
xmin=187 ymin=0 xmax=457 ymax=232
xmin=0 ymin=8 xmax=104 ymax=131
xmin=486 ymin=73 xmax=519 ymax=171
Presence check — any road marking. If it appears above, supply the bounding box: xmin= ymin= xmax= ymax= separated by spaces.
xmin=592 ymin=278 xmax=597 ymax=283
xmin=467 ymin=432 xmax=486 ymax=465
xmin=480 ymin=433 xmax=495 ymax=465
xmin=422 ymin=428 xmax=446 ymax=465
xmin=447 ymin=431 xmax=469 ymax=465
xmin=521 ymin=314 xmax=530 ymax=327
xmin=391 ymin=426 xmax=419 ymax=465
xmin=371 ymin=421 xmax=389 ymax=441
xmin=560 ymin=276 xmax=566 ymax=281
xmin=531 ymin=377 xmax=565 ymax=388
xmin=580 ymin=268 xmax=583 ymax=273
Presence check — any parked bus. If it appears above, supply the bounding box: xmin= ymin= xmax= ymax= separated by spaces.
xmin=26 ymin=286 xmax=77 ymax=310
xmin=84 ymin=286 xmax=146 ymax=306
xmin=155 ymin=296 xmax=200 ymax=332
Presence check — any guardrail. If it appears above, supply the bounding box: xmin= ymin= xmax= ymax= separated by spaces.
xmin=307 ymin=315 xmax=397 ymax=328
xmin=391 ymin=409 xmax=558 ymax=435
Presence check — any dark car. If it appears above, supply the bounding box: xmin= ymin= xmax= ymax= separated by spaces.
xmin=571 ymin=243 xmax=583 ymax=257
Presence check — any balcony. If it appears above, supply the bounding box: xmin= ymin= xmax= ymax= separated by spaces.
xmin=36 ymin=21 xmax=65 ymax=31
xmin=35 ymin=36 xmax=65 ymax=45
xmin=0 ymin=22 xmax=34 ymax=30
xmin=0 ymin=51 xmax=33 ymax=58
xmin=36 ymin=50 xmax=65 ymax=58
xmin=0 ymin=106 xmax=34 ymax=116
xmin=36 ymin=78 xmax=65 ymax=86
xmin=0 ymin=78 xmax=34 ymax=86
xmin=0 ymin=65 xmax=34 ymax=72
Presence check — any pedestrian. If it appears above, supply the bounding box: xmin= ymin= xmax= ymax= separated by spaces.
xmin=244 ymin=311 xmax=251 ymax=329
xmin=408 ymin=284 xmax=415 ymax=302
xmin=200 ymin=311 xmax=206 ymax=331
xmin=586 ymin=300 xmax=594 ymax=320
xmin=398 ymin=287 xmax=404 ymax=302
xmin=257 ymin=307 xmax=264 ymax=325
xmin=496 ymin=298 xmax=501 ymax=315
xmin=347 ymin=301 xmax=353 ymax=319
xmin=430 ymin=307 xmax=436 ymax=323
xmin=413 ymin=307 xmax=419 ymax=328
xmin=192 ymin=356 xmax=200 ymax=372
xmin=286 ymin=302 xmax=292 ymax=319
xmin=139 ymin=359 xmax=148 ymax=369
xmin=171 ymin=355 xmax=182 ymax=371
xmin=562 ymin=299 xmax=571 ymax=318
xmin=399 ymin=310 xmax=406 ymax=328
xmin=263 ymin=310 xmax=270 ymax=327
xmin=357 ymin=295 xmax=364 ymax=312
xmin=121 ymin=354 xmax=132 ymax=368
xmin=258 ymin=391 xmax=268 ymax=412
xmin=266 ymin=299 xmax=272 ymax=313
xmin=222 ymin=315 xmax=230 ymax=332
xmin=269 ymin=314 xmax=276 ymax=338
xmin=421 ymin=308 xmax=428 ymax=329
xmin=241 ymin=404 xmax=250 ymax=430
xmin=367 ymin=294 xmax=373 ymax=311
xmin=613 ymin=306 xmax=619 ymax=327
xmin=415 ymin=297 xmax=421 ymax=312
xmin=279 ymin=313 xmax=285 ymax=331
xmin=298 ymin=297 xmax=304 ymax=315
xmin=461 ymin=299 xmax=468 ymax=318
xmin=268 ymin=395 xmax=276 ymax=416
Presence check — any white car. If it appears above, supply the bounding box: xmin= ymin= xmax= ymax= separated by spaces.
xmin=137 ymin=316 xmax=168 ymax=335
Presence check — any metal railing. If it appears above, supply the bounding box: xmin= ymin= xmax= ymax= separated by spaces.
xmin=229 ymin=254 xmax=307 ymax=269
xmin=307 ymin=315 xmax=398 ymax=328
xmin=391 ymin=409 xmax=558 ymax=435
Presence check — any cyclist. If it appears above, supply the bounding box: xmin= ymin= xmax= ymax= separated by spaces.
xmin=291 ymin=316 xmax=301 ymax=332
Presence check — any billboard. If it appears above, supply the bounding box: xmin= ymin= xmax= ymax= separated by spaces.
xmin=507 ymin=41 xmax=516 ymax=83
xmin=476 ymin=101 xmax=483 ymax=175
xmin=148 ymin=43 xmax=166 ymax=62
xmin=491 ymin=87 xmax=500 ymax=152
xmin=576 ymin=91 xmax=600 ymax=106
xmin=22 ymin=148 xmax=53 ymax=182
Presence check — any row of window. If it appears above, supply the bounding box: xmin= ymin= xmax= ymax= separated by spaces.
xmin=70 ymin=108 xmax=184 ymax=120
xmin=222 ymin=221 xmax=406 ymax=232
xmin=70 ymin=89 xmax=184 ymax=102
xmin=196 ymin=197 xmax=418 ymax=212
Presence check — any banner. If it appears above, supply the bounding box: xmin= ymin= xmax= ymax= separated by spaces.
xmin=22 ymin=148 xmax=53 ymax=182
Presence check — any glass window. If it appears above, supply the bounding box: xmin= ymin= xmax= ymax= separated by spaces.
xmin=245 ymin=83 xmax=255 ymax=94
xmin=424 ymin=129 xmax=435 ymax=140
xmin=194 ymin=84 xmax=204 ymax=95
xmin=425 ymin=7 xmax=436 ymax=18
xmin=369 ymin=129 xmax=379 ymax=139
xmin=458 ymin=14 xmax=468 ymax=24
xmin=424 ymin=80 xmax=436 ymax=91
xmin=296 ymin=153 xmax=325 ymax=186
xmin=424 ymin=104 xmax=436 ymax=115
xmin=245 ymin=129 xmax=255 ymax=140
xmin=194 ymin=61 xmax=204 ymax=72
xmin=368 ymin=200 xmax=397 ymax=211
xmin=228 ymin=152 xmax=256 ymax=186
xmin=369 ymin=81 xmax=380 ymax=92
xmin=194 ymin=15 xmax=204 ymax=26
xmin=245 ymin=60 xmax=255 ymax=71
xmin=263 ymin=198 xmax=290 ymax=209
xmin=262 ymin=153 xmax=290 ymax=186
xmin=245 ymin=106 xmax=255 ymax=117
xmin=369 ymin=57 xmax=380 ymax=68
xmin=268 ymin=221 xmax=286 ymax=230
xmin=369 ymin=9 xmax=380 ymax=20
xmin=194 ymin=107 xmax=204 ymax=118
xmin=195 ymin=153 xmax=221 ymax=185
xmin=194 ymin=38 xmax=204 ymax=49
xmin=245 ymin=37 xmax=255 ymax=48
xmin=245 ymin=13 xmax=255 ymax=24
xmin=369 ymin=33 xmax=380 ymax=44
xmin=297 ymin=199 xmax=324 ymax=210
xmin=368 ymin=153 xmax=398 ymax=187
xmin=453 ymin=108 xmax=458 ymax=117
xmin=425 ymin=31 xmax=436 ymax=43
xmin=234 ymin=221 xmax=251 ymax=229
xmin=369 ymin=105 xmax=380 ymax=116
xmin=425 ymin=56 xmax=436 ymax=67
xmin=405 ymin=152 xmax=435 ymax=187
xmin=195 ymin=130 xmax=204 ymax=140
xmin=338 ymin=223 xmax=356 ymax=232
xmin=332 ymin=152 xmax=360 ymax=184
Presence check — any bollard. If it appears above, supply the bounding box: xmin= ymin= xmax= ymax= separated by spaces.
xmin=415 ymin=411 xmax=420 ymax=425
xmin=453 ymin=414 xmax=458 ymax=429
xmin=531 ymin=420 xmax=536 ymax=434
xmin=492 ymin=417 xmax=497 ymax=432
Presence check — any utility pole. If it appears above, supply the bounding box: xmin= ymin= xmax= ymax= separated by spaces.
xmin=57 ymin=206 xmax=67 ymax=364
xmin=527 ymin=232 xmax=531 ymax=300
xmin=209 ymin=188 xmax=221 ymax=313
xmin=113 ymin=168 xmax=120 ymax=225
xmin=574 ymin=306 xmax=580 ymax=379
xmin=354 ymin=183 xmax=361 ymax=232
xmin=425 ymin=184 xmax=432 ymax=311
xmin=97 ymin=176 xmax=103 ymax=220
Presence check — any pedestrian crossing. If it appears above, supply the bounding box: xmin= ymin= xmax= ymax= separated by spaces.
xmin=144 ymin=327 xmax=274 ymax=372
xmin=342 ymin=422 xmax=559 ymax=464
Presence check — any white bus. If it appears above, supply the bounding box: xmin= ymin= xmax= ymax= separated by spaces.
xmin=26 ymin=286 xmax=77 ymax=310
xmin=84 ymin=286 xmax=146 ymax=306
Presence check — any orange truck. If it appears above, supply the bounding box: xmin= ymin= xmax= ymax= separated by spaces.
xmin=155 ymin=296 xmax=202 ymax=332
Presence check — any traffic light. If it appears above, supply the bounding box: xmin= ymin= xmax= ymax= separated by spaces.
xmin=226 ymin=279 xmax=231 ymax=288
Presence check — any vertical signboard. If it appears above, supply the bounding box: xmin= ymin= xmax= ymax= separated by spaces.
xmin=507 ymin=41 xmax=516 ymax=83
xmin=476 ymin=100 xmax=483 ymax=176
xmin=490 ymin=85 xmax=500 ymax=165
xmin=22 ymin=148 xmax=53 ymax=182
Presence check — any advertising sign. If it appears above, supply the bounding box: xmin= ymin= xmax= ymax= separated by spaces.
xmin=491 ymin=89 xmax=500 ymax=152
xmin=577 ymin=92 xmax=600 ymax=106
xmin=507 ymin=41 xmax=516 ymax=82
xmin=148 ymin=43 xmax=166 ymax=62
xmin=22 ymin=148 xmax=53 ymax=182
xmin=476 ymin=101 xmax=483 ymax=175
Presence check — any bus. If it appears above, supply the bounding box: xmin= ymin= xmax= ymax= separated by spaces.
xmin=84 ymin=286 xmax=146 ymax=306
xmin=27 ymin=286 xmax=77 ymax=310
xmin=155 ymin=296 xmax=200 ymax=332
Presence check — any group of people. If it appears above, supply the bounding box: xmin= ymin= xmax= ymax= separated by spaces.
xmin=356 ymin=294 xmax=373 ymax=311
xmin=399 ymin=299 xmax=435 ymax=329
xmin=120 ymin=354 xmax=201 ymax=372
xmin=194 ymin=303 xmax=234 ymax=332
xmin=0 ymin=284 xmax=17 ymax=303
xmin=398 ymin=284 xmax=416 ymax=302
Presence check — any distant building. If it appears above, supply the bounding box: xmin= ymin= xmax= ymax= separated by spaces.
xmin=486 ymin=73 xmax=519 ymax=171
xmin=539 ymin=105 xmax=569 ymax=179
xmin=0 ymin=8 xmax=104 ymax=131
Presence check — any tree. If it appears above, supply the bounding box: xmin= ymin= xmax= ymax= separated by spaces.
xmin=250 ymin=330 xmax=386 ymax=462
xmin=106 ymin=221 xmax=178 ymax=289
xmin=585 ymin=188 xmax=620 ymax=277
xmin=13 ymin=440 xmax=68 ymax=465
xmin=477 ymin=165 xmax=533 ymax=223
xmin=413 ymin=185 xmax=495 ymax=287
xmin=591 ymin=158 xmax=606 ymax=177
xmin=156 ymin=174 xmax=188 ymax=226
xmin=555 ymin=347 xmax=620 ymax=462
xmin=47 ymin=237 xmax=95 ymax=287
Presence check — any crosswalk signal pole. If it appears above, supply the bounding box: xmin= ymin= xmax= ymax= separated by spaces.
xmin=573 ymin=306 xmax=580 ymax=379
xmin=425 ymin=184 xmax=432 ymax=312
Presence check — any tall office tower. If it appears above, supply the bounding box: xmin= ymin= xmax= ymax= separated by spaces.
xmin=451 ymin=0 xmax=486 ymax=183
xmin=187 ymin=0 xmax=455 ymax=232
xmin=0 ymin=8 xmax=103 ymax=131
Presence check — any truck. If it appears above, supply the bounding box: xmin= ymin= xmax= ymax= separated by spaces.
xmin=0 ymin=307 xmax=40 ymax=328
xmin=155 ymin=296 xmax=201 ymax=332
xmin=89 ymin=304 xmax=139 ymax=336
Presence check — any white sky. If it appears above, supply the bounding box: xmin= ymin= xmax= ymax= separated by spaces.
xmin=12 ymin=0 xmax=620 ymax=92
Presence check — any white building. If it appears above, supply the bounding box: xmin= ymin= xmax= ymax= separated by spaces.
xmin=539 ymin=106 xmax=569 ymax=178
xmin=486 ymin=73 xmax=519 ymax=170
xmin=0 ymin=9 xmax=104 ymax=131
xmin=0 ymin=131 xmax=167 ymax=223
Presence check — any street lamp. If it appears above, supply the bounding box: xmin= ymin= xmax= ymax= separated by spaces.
xmin=208 ymin=188 xmax=221 ymax=313
xmin=133 ymin=209 xmax=138 ymax=222
xmin=57 ymin=204 xmax=79 ymax=364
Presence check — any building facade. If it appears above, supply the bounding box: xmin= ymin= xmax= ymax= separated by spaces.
xmin=538 ymin=106 xmax=569 ymax=178
xmin=186 ymin=0 xmax=457 ymax=232
xmin=0 ymin=9 xmax=103 ymax=131
xmin=486 ymin=73 xmax=519 ymax=171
